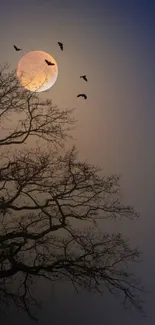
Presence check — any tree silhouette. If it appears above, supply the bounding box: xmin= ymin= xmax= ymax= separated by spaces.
xmin=0 ymin=64 xmax=144 ymax=320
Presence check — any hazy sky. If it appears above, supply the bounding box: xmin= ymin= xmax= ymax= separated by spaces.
xmin=1 ymin=0 xmax=155 ymax=324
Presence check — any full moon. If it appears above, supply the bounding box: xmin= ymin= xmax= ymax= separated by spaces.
xmin=16 ymin=51 xmax=58 ymax=92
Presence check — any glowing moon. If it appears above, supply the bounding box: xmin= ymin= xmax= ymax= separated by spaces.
xmin=16 ymin=51 xmax=58 ymax=92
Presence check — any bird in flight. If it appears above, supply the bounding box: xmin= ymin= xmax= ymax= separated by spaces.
xmin=13 ymin=45 xmax=22 ymax=51
xmin=80 ymin=75 xmax=88 ymax=82
xmin=45 ymin=59 xmax=55 ymax=66
xmin=58 ymin=42 xmax=63 ymax=51
xmin=77 ymin=94 xmax=87 ymax=99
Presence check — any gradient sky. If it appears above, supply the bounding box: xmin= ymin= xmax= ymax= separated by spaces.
xmin=1 ymin=0 xmax=155 ymax=324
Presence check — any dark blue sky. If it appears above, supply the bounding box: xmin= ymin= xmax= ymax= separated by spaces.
xmin=1 ymin=0 xmax=155 ymax=324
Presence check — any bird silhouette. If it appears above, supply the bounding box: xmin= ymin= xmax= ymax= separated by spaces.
xmin=45 ymin=59 xmax=55 ymax=66
xmin=77 ymin=94 xmax=87 ymax=99
xmin=13 ymin=45 xmax=22 ymax=51
xmin=58 ymin=42 xmax=63 ymax=51
xmin=80 ymin=75 xmax=88 ymax=82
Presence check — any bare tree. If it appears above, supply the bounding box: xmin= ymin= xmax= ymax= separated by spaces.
xmin=0 ymin=64 xmax=144 ymax=320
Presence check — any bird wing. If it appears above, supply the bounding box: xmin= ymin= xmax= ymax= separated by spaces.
xmin=14 ymin=45 xmax=21 ymax=51
xmin=77 ymin=94 xmax=87 ymax=99
xmin=58 ymin=42 xmax=63 ymax=50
